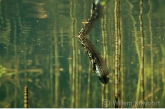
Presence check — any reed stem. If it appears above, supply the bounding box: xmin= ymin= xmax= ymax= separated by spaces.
xmin=114 ymin=0 xmax=120 ymax=107
xmin=75 ymin=7 xmax=79 ymax=108
xmin=24 ymin=86 xmax=28 ymax=108
xmin=161 ymin=46 xmax=165 ymax=100
xmin=13 ymin=19 xmax=18 ymax=108
xmin=101 ymin=85 xmax=105 ymax=108
xmin=119 ymin=18 xmax=124 ymax=108
xmin=139 ymin=0 xmax=144 ymax=107
xmin=117 ymin=1 xmax=122 ymax=107
xmin=101 ymin=6 xmax=109 ymax=107
xmin=126 ymin=0 xmax=141 ymax=105
xmin=69 ymin=0 xmax=76 ymax=107
xmin=71 ymin=40 xmax=76 ymax=108
xmin=86 ymin=66 xmax=91 ymax=107
xmin=147 ymin=0 xmax=154 ymax=107
xmin=107 ymin=1 xmax=115 ymax=106
xmin=54 ymin=27 xmax=60 ymax=107
xmin=49 ymin=41 xmax=53 ymax=107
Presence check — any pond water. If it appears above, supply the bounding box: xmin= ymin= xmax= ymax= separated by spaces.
xmin=0 ymin=0 xmax=164 ymax=108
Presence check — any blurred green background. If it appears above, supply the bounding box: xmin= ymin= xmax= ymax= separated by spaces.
xmin=0 ymin=0 xmax=164 ymax=108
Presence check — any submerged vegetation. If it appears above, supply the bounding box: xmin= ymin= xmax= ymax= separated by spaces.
xmin=0 ymin=0 xmax=165 ymax=108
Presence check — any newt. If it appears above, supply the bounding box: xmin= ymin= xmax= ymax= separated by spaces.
xmin=76 ymin=0 xmax=108 ymax=84
xmin=77 ymin=35 xmax=109 ymax=84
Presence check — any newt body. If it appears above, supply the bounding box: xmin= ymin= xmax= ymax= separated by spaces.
xmin=77 ymin=35 xmax=109 ymax=84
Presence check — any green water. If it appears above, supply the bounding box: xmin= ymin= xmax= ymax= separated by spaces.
xmin=0 ymin=0 xmax=165 ymax=108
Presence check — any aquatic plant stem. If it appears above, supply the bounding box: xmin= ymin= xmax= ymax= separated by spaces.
xmin=54 ymin=27 xmax=60 ymax=107
xmin=114 ymin=0 xmax=120 ymax=107
xmin=71 ymin=36 xmax=76 ymax=108
xmin=101 ymin=5 xmax=108 ymax=64
xmin=106 ymin=1 xmax=115 ymax=106
xmin=73 ymin=1 xmax=79 ymax=107
xmin=119 ymin=18 xmax=124 ymax=108
xmin=86 ymin=66 xmax=91 ymax=107
xmin=13 ymin=20 xmax=18 ymax=108
xmin=24 ymin=86 xmax=28 ymax=108
xmin=126 ymin=0 xmax=141 ymax=106
xmin=70 ymin=0 xmax=76 ymax=107
xmin=49 ymin=42 xmax=53 ymax=107
xmin=101 ymin=84 xmax=105 ymax=108
xmin=147 ymin=0 xmax=154 ymax=107
xmin=139 ymin=0 xmax=144 ymax=107
xmin=117 ymin=1 xmax=122 ymax=107
xmin=101 ymin=6 xmax=109 ymax=106
xmin=161 ymin=46 xmax=165 ymax=100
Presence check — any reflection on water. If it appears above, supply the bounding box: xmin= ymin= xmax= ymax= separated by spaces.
xmin=0 ymin=0 xmax=165 ymax=108
xmin=23 ymin=0 xmax=48 ymax=18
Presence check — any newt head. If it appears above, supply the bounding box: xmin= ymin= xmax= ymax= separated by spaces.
xmin=98 ymin=76 xmax=109 ymax=84
xmin=95 ymin=64 xmax=109 ymax=84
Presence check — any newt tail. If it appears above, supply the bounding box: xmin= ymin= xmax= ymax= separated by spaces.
xmin=78 ymin=0 xmax=104 ymax=37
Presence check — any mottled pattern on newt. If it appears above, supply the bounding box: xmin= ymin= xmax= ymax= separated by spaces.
xmin=78 ymin=2 xmax=104 ymax=37
xmin=77 ymin=35 xmax=109 ymax=84
xmin=76 ymin=0 xmax=109 ymax=84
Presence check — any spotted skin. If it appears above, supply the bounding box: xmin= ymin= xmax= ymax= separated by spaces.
xmin=77 ymin=35 xmax=109 ymax=84
xmin=76 ymin=0 xmax=109 ymax=84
